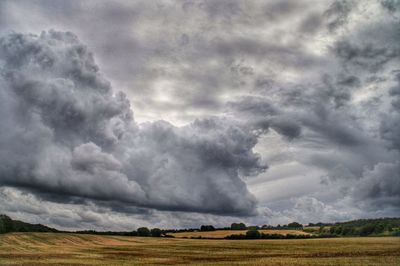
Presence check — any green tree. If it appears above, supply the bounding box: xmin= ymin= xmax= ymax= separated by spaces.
xmin=231 ymin=223 xmax=246 ymax=230
xmin=0 ymin=215 xmax=13 ymax=233
xmin=200 ymin=225 xmax=215 ymax=231
xmin=287 ymin=222 xmax=303 ymax=229
xmin=247 ymin=226 xmax=260 ymax=230
xmin=151 ymin=228 xmax=162 ymax=237
xmin=359 ymin=224 xmax=375 ymax=236
xmin=374 ymin=223 xmax=385 ymax=234
xmin=137 ymin=227 xmax=150 ymax=237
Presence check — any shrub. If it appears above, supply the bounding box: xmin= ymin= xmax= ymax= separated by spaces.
xmin=245 ymin=229 xmax=261 ymax=239
xmin=391 ymin=230 xmax=400 ymax=236
xmin=225 ymin=234 xmax=246 ymax=239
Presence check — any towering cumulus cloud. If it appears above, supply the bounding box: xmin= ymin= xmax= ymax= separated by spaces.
xmin=0 ymin=30 xmax=266 ymax=216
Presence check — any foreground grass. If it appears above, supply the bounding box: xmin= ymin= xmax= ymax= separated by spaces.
xmin=0 ymin=233 xmax=399 ymax=265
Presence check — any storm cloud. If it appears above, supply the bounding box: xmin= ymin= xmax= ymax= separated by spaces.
xmin=0 ymin=0 xmax=399 ymax=230
xmin=0 ymin=30 xmax=266 ymax=216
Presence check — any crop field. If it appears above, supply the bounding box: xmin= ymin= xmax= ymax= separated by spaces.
xmin=170 ymin=229 xmax=310 ymax=238
xmin=0 ymin=233 xmax=399 ymax=265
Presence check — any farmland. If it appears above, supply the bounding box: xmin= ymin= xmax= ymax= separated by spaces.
xmin=0 ymin=233 xmax=399 ymax=265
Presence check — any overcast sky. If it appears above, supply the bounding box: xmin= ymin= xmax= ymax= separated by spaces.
xmin=0 ymin=0 xmax=399 ymax=231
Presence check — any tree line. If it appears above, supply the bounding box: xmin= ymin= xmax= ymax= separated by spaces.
xmin=1 ymin=214 xmax=399 ymax=238
xmin=0 ymin=214 xmax=57 ymax=234
xmin=326 ymin=218 xmax=400 ymax=237
xmin=225 ymin=231 xmax=332 ymax=240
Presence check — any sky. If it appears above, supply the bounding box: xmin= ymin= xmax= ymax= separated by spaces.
xmin=0 ymin=0 xmax=399 ymax=231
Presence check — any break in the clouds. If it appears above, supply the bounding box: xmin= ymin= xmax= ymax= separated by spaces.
xmin=0 ymin=0 xmax=399 ymax=230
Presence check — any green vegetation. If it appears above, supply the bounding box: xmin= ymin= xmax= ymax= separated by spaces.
xmin=150 ymin=228 xmax=162 ymax=237
xmin=169 ymin=229 xmax=309 ymax=239
xmin=224 ymin=218 xmax=400 ymax=239
xmin=2 ymin=214 xmax=400 ymax=240
xmin=231 ymin=222 xmax=247 ymax=230
xmin=245 ymin=229 xmax=261 ymax=239
xmin=0 ymin=215 xmax=13 ymax=234
xmin=200 ymin=225 xmax=216 ymax=231
xmin=0 ymin=214 xmax=57 ymax=234
xmin=226 ymin=230 xmax=326 ymax=240
xmin=287 ymin=222 xmax=303 ymax=229
xmin=137 ymin=227 xmax=151 ymax=236
xmin=328 ymin=218 xmax=400 ymax=237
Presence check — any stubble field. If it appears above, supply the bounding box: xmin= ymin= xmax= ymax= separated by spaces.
xmin=0 ymin=233 xmax=399 ymax=265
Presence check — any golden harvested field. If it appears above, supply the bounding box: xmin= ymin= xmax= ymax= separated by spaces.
xmin=0 ymin=233 xmax=399 ymax=265
xmin=170 ymin=229 xmax=310 ymax=238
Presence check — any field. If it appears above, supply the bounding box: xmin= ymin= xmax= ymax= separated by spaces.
xmin=170 ymin=229 xmax=310 ymax=238
xmin=0 ymin=233 xmax=399 ymax=265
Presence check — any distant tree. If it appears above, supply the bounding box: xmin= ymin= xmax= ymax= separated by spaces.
xmin=0 ymin=215 xmax=13 ymax=233
xmin=247 ymin=226 xmax=260 ymax=230
xmin=374 ymin=223 xmax=385 ymax=234
xmin=329 ymin=226 xmax=335 ymax=234
xmin=287 ymin=222 xmax=303 ymax=229
xmin=318 ymin=226 xmax=325 ymax=233
xmin=326 ymin=217 xmax=400 ymax=237
xmin=359 ymin=224 xmax=376 ymax=236
xmin=392 ymin=230 xmax=400 ymax=236
xmin=137 ymin=227 xmax=150 ymax=237
xmin=126 ymin=231 xmax=137 ymax=236
xmin=200 ymin=225 xmax=215 ymax=231
xmin=334 ymin=226 xmax=343 ymax=235
xmin=341 ymin=226 xmax=353 ymax=236
xmin=0 ymin=219 xmax=5 ymax=234
xmin=231 ymin=223 xmax=246 ymax=230
xmin=245 ymin=229 xmax=261 ymax=239
xmin=151 ymin=228 xmax=162 ymax=237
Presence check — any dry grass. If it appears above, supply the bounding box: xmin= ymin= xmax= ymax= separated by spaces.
xmin=0 ymin=233 xmax=399 ymax=265
xmin=170 ymin=229 xmax=310 ymax=238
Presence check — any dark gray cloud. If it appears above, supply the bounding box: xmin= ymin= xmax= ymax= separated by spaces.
xmin=351 ymin=162 xmax=400 ymax=209
xmin=324 ymin=0 xmax=354 ymax=32
xmin=381 ymin=73 xmax=400 ymax=151
xmin=332 ymin=41 xmax=399 ymax=72
xmin=380 ymin=0 xmax=400 ymax=13
xmin=0 ymin=30 xmax=265 ymax=217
